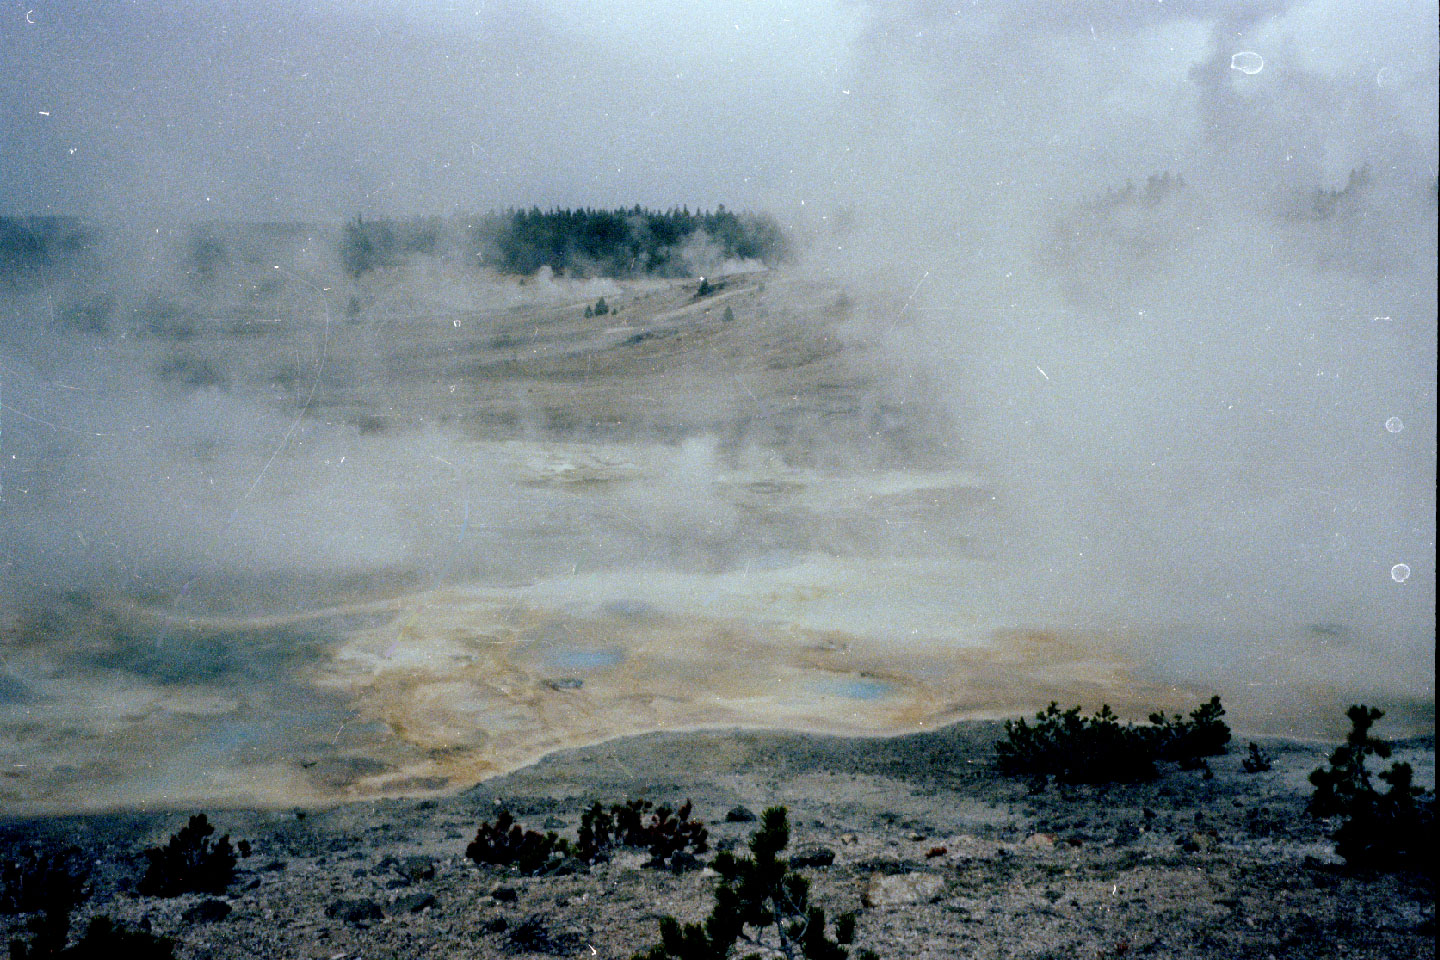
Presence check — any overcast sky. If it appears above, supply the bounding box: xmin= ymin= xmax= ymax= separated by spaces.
xmin=3 ymin=0 xmax=1433 ymax=221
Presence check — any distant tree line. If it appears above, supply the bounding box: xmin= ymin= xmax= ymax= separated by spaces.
xmin=480 ymin=205 xmax=787 ymax=278
xmin=0 ymin=216 xmax=92 ymax=274
xmin=337 ymin=206 xmax=788 ymax=279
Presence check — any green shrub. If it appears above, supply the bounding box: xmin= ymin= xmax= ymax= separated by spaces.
xmin=576 ymin=799 xmax=708 ymax=866
xmin=1309 ymin=705 xmax=1435 ymax=871
xmin=465 ymin=810 xmax=571 ymax=876
xmin=337 ymin=215 xmax=398 ymax=278
xmin=1148 ymin=695 xmax=1232 ymax=768
xmin=594 ymin=297 xmax=610 ymax=316
xmin=633 ymin=807 xmax=873 ymax=960
xmin=996 ymin=703 xmax=1156 ymax=783
xmin=995 ymin=697 xmax=1231 ymax=784
xmin=10 ymin=914 xmax=175 ymax=960
xmin=1242 ymin=742 xmax=1273 ymax=773
xmin=0 ymin=849 xmax=89 ymax=916
xmin=137 ymin=814 xmax=237 ymax=897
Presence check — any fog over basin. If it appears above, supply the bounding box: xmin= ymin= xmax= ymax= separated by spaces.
xmin=0 ymin=246 xmax=1430 ymax=813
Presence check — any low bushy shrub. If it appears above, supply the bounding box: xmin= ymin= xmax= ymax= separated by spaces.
xmin=1309 ymin=705 xmax=1435 ymax=872
xmin=0 ymin=849 xmax=89 ymax=916
xmin=576 ymin=799 xmax=708 ymax=865
xmin=465 ymin=810 xmax=571 ymax=876
xmin=1242 ymin=742 xmax=1273 ymax=773
xmin=1148 ymin=695 xmax=1231 ymax=768
xmin=137 ymin=814 xmax=238 ymax=897
xmin=9 ymin=914 xmax=176 ymax=960
xmin=995 ymin=696 xmax=1231 ymax=784
xmin=996 ymin=703 xmax=1156 ymax=783
xmin=633 ymin=807 xmax=875 ymax=960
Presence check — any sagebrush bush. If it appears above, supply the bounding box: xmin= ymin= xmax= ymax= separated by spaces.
xmin=633 ymin=807 xmax=875 ymax=960
xmin=995 ymin=696 xmax=1231 ymax=784
xmin=576 ymin=799 xmax=708 ymax=865
xmin=9 ymin=914 xmax=176 ymax=960
xmin=1309 ymin=705 xmax=1435 ymax=872
xmin=996 ymin=703 xmax=1156 ymax=783
xmin=0 ymin=849 xmax=89 ymax=916
xmin=137 ymin=814 xmax=237 ymax=897
xmin=1242 ymin=742 xmax=1273 ymax=773
xmin=468 ymin=800 xmax=709 ymax=875
xmin=465 ymin=810 xmax=571 ymax=876
xmin=1148 ymin=695 xmax=1231 ymax=768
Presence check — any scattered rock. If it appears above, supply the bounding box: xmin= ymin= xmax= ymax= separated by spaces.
xmin=1180 ymin=832 xmax=1216 ymax=853
xmin=725 ymin=805 xmax=757 ymax=822
xmin=390 ymin=892 xmax=437 ymax=914
xmin=509 ymin=913 xmax=586 ymax=954
xmin=666 ymin=850 xmax=703 ymax=872
xmin=395 ymin=855 xmax=435 ymax=881
xmin=789 ymin=845 xmax=835 ymax=869
xmin=181 ymin=899 xmax=232 ymax=924
xmin=325 ymin=899 xmax=384 ymax=924
xmin=862 ymin=872 xmax=946 ymax=908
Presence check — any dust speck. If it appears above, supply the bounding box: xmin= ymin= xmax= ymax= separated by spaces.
xmin=1230 ymin=51 xmax=1264 ymax=75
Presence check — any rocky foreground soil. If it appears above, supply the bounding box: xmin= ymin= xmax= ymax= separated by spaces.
xmin=3 ymin=721 xmax=1434 ymax=959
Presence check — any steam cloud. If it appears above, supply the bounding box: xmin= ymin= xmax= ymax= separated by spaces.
xmin=1 ymin=0 xmax=1435 ymax=760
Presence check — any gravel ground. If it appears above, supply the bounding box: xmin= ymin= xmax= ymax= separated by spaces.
xmin=3 ymin=721 xmax=1433 ymax=959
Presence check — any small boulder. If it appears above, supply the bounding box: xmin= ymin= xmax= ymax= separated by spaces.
xmin=325 ymin=899 xmax=384 ymax=924
xmin=667 ymin=850 xmax=703 ymax=873
xmin=1179 ymin=832 xmax=1216 ymax=854
xmin=862 ymin=872 xmax=945 ymax=908
xmin=789 ymin=845 xmax=836 ymax=869
xmin=395 ymin=855 xmax=435 ymax=881
xmin=390 ymin=892 xmax=437 ymax=915
xmin=181 ymin=899 xmax=231 ymax=924
xmin=1023 ymin=833 xmax=1055 ymax=849
xmin=509 ymin=914 xmax=585 ymax=954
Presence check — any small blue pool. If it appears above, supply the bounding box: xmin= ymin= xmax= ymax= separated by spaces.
xmin=818 ymin=677 xmax=893 ymax=701
xmin=548 ymin=647 xmax=625 ymax=670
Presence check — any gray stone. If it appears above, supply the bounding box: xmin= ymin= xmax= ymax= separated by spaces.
xmin=181 ymin=899 xmax=231 ymax=924
xmin=789 ymin=845 xmax=835 ymax=869
xmin=862 ymin=872 xmax=946 ymax=908
xmin=325 ymin=898 xmax=384 ymax=924
xmin=390 ymin=891 xmax=437 ymax=914
xmin=395 ymin=855 xmax=435 ymax=881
